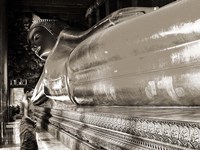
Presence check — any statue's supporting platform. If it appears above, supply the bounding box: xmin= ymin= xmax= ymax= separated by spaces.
xmin=34 ymin=105 xmax=200 ymax=150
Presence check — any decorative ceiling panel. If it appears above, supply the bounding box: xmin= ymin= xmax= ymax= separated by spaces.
xmin=7 ymin=0 xmax=95 ymax=21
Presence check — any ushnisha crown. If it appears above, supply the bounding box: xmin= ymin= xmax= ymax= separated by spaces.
xmin=29 ymin=19 xmax=69 ymax=37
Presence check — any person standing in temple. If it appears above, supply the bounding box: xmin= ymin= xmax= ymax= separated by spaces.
xmin=20 ymin=85 xmax=38 ymax=150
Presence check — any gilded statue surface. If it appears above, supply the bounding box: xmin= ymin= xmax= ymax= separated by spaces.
xmin=29 ymin=0 xmax=200 ymax=106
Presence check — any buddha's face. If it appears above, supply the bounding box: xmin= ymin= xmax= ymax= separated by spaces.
xmin=28 ymin=26 xmax=56 ymax=60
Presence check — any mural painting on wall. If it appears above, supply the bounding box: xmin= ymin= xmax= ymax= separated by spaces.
xmin=8 ymin=13 xmax=44 ymax=87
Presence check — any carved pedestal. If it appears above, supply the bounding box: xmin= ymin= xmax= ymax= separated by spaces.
xmin=35 ymin=106 xmax=200 ymax=150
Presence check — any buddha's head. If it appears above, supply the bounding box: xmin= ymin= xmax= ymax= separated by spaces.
xmin=28 ymin=19 xmax=69 ymax=60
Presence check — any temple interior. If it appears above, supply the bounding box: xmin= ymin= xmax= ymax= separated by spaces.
xmin=1 ymin=0 xmax=200 ymax=150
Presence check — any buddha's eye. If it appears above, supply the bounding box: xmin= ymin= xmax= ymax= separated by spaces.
xmin=33 ymin=33 xmax=40 ymax=41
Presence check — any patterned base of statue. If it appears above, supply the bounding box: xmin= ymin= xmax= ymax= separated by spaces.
xmin=34 ymin=105 xmax=200 ymax=150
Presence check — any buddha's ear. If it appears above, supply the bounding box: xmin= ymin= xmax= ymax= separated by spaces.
xmin=32 ymin=13 xmax=41 ymax=22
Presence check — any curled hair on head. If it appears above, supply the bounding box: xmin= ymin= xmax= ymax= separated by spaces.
xmin=29 ymin=19 xmax=69 ymax=38
xmin=24 ymin=85 xmax=34 ymax=93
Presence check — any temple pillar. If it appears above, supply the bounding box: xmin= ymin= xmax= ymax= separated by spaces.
xmin=0 ymin=0 xmax=8 ymax=115
xmin=0 ymin=0 xmax=8 ymax=145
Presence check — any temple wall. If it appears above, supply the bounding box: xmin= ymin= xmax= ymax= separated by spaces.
xmin=7 ymin=13 xmax=44 ymax=87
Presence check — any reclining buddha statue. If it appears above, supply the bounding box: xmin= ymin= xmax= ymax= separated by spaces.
xmin=30 ymin=0 xmax=200 ymax=107
xmin=29 ymin=6 xmax=157 ymax=106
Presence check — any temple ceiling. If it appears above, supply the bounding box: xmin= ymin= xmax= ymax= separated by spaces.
xmin=7 ymin=0 xmax=94 ymax=24
xmin=7 ymin=0 xmax=176 ymax=27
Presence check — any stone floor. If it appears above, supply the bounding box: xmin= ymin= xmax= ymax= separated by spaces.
xmin=0 ymin=119 xmax=70 ymax=150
